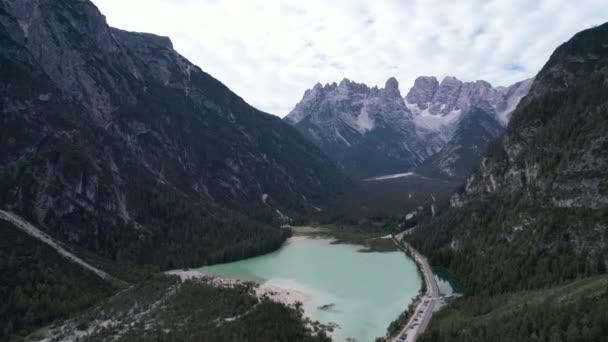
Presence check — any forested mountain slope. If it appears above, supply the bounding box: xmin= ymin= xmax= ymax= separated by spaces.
xmin=409 ymin=22 xmax=608 ymax=341
xmin=0 ymin=0 xmax=349 ymax=269
xmin=420 ymin=275 xmax=608 ymax=342
xmin=0 ymin=218 xmax=116 ymax=340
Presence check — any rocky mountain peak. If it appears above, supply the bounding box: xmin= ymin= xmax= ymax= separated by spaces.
xmin=384 ymin=77 xmax=400 ymax=94
xmin=285 ymin=72 xmax=532 ymax=178
xmin=284 ymin=77 xmax=426 ymax=177
xmin=112 ymin=29 xmax=173 ymax=50
xmin=406 ymin=74 xmax=533 ymax=125
xmin=0 ymin=0 xmax=350 ymax=258
xmin=462 ymin=22 xmax=608 ymax=209
xmin=404 ymin=76 xmax=439 ymax=109
xmin=338 ymin=78 xmax=351 ymax=88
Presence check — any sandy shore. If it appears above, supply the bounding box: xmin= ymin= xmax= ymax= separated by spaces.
xmin=288 ymin=226 xmax=324 ymax=235
xmin=165 ymin=269 xmax=312 ymax=306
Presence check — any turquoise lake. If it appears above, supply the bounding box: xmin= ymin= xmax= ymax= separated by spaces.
xmin=199 ymin=237 xmax=421 ymax=342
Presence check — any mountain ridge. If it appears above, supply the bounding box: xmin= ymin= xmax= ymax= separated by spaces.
xmin=410 ymin=21 xmax=608 ymax=296
xmin=0 ymin=0 xmax=349 ymax=268
xmin=285 ymin=74 xmax=532 ymax=179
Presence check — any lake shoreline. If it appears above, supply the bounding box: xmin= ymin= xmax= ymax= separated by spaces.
xmin=193 ymin=235 xmax=420 ymax=341
xmin=166 ymin=264 xmax=313 ymax=307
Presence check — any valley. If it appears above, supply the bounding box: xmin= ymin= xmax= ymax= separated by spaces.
xmin=1 ymin=1 xmax=607 ymax=342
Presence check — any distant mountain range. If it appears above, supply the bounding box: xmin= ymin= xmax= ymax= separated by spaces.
xmin=285 ymin=74 xmax=532 ymax=179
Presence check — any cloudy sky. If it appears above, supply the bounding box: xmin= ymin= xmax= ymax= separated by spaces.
xmin=93 ymin=0 xmax=607 ymax=117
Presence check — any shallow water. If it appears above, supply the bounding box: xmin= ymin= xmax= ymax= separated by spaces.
xmin=432 ymin=266 xmax=462 ymax=296
xmin=199 ymin=237 xmax=421 ymax=342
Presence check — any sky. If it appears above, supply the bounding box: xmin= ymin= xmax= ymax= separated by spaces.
xmin=92 ymin=0 xmax=608 ymax=117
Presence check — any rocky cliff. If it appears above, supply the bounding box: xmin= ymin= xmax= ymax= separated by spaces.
xmin=285 ymin=77 xmax=428 ymax=178
xmin=409 ymin=22 xmax=608 ymax=296
xmin=459 ymin=23 xmax=608 ymax=209
xmin=0 ymin=0 xmax=348 ymax=268
xmin=416 ymin=105 xmax=504 ymax=179
xmin=286 ymin=74 xmax=531 ymax=179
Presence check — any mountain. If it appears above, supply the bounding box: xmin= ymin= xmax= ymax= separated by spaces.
xmin=285 ymin=74 xmax=531 ymax=179
xmin=0 ymin=0 xmax=349 ymax=269
xmin=0 ymin=218 xmax=116 ymax=340
xmin=409 ymin=77 xmax=533 ymax=180
xmin=415 ymin=105 xmax=504 ymax=179
xmin=285 ymin=78 xmax=429 ymax=178
xmin=456 ymin=23 xmax=608 ymax=210
xmin=406 ymin=76 xmax=533 ymax=127
xmin=409 ymin=22 xmax=608 ymax=341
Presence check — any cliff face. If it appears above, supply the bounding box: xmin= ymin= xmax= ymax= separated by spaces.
xmin=285 ymin=77 xmax=427 ymax=178
xmin=0 ymin=0 xmax=348 ymax=266
xmin=286 ymin=74 xmax=531 ymax=179
xmin=459 ymin=23 xmax=608 ymax=209
xmin=409 ymin=23 xmax=608 ymax=296
xmin=405 ymin=76 xmax=533 ymax=121
xmin=416 ymin=106 xmax=504 ymax=180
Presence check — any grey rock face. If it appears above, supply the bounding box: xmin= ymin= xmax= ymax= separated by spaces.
xmin=285 ymin=77 xmax=428 ymax=178
xmin=286 ymin=73 xmax=532 ymax=179
xmin=459 ymin=22 xmax=608 ymax=209
xmin=405 ymin=75 xmax=532 ymax=163
xmin=427 ymin=76 xmax=463 ymax=116
xmin=416 ymin=106 xmax=505 ymax=179
xmin=404 ymin=76 xmax=439 ymax=110
xmin=0 ymin=0 xmax=348 ymax=252
xmin=406 ymin=75 xmax=533 ymax=124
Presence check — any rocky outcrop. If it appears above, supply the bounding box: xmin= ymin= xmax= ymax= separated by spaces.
xmin=285 ymin=77 xmax=426 ymax=178
xmin=416 ymin=106 xmax=504 ymax=179
xmin=0 ymin=0 xmax=348 ymax=258
xmin=409 ymin=23 xmax=608 ymax=296
xmin=459 ymin=22 xmax=608 ymax=209
xmin=286 ymin=74 xmax=531 ymax=179
xmin=406 ymin=76 xmax=533 ymax=128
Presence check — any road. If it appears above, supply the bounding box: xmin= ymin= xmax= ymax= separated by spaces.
xmin=392 ymin=236 xmax=441 ymax=342
xmin=0 ymin=209 xmax=115 ymax=282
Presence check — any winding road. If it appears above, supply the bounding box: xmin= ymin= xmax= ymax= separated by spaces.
xmin=392 ymin=234 xmax=441 ymax=342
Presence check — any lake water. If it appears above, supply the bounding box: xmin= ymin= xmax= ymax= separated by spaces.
xmin=199 ymin=237 xmax=421 ymax=342
xmin=432 ymin=266 xmax=462 ymax=296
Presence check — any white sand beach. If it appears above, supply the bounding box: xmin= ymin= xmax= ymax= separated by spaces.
xmin=165 ymin=269 xmax=312 ymax=306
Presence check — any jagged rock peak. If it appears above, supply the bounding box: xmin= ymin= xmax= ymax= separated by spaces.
xmin=385 ymin=76 xmax=399 ymax=90
xmin=111 ymin=29 xmax=173 ymax=50
xmin=405 ymin=74 xmax=533 ymax=124
xmin=284 ymin=75 xmax=426 ymax=177
xmin=405 ymin=76 xmax=439 ymax=109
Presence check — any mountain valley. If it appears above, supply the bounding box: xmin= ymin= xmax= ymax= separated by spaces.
xmin=0 ymin=1 xmax=607 ymax=342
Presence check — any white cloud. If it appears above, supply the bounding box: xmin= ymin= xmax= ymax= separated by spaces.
xmin=92 ymin=0 xmax=608 ymax=117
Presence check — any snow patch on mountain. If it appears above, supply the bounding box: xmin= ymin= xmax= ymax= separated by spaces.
xmin=356 ymin=101 xmax=375 ymax=133
xmin=284 ymin=75 xmax=532 ymax=178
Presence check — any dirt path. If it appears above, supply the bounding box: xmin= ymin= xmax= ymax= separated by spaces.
xmin=0 ymin=209 xmax=114 ymax=282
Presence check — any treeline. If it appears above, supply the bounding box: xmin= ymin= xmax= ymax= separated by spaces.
xmin=315 ymin=174 xmax=459 ymax=231
xmin=412 ymin=24 xmax=608 ymax=341
xmin=59 ymin=276 xmax=330 ymax=342
xmin=419 ymin=276 xmax=608 ymax=342
xmin=0 ymin=220 xmax=115 ymax=340
xmin=111 ymin=180 xmax=291 ymax=270
xmin=409 ymin=194 xmax=606 ymax=296
xmin=30 ymin=156 xmax=292 ymax=271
